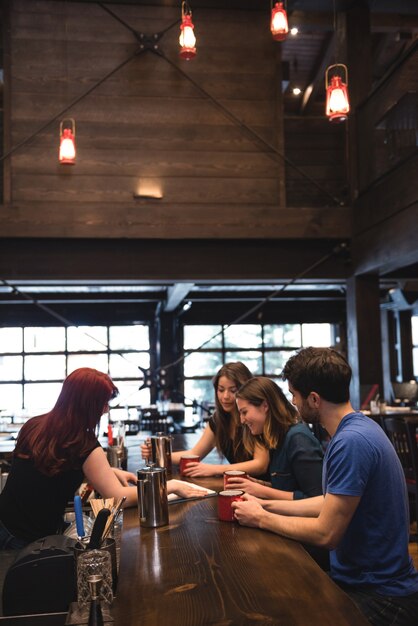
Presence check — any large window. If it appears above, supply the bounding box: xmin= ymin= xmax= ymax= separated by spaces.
xmin=0 ymin=325 xmax=151 ymax=419
xmin=412 ymin=316 xmax=418 ymax=378
xmin=183 ymin=323 xmax=335 ymax=406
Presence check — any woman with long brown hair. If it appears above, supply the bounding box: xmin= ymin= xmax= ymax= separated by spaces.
xmin=0 ymin=367 xmax=203 ymax=550
xmin=227 ymin=376 xmax=323 ymax=500
xmin=142 ymin=362 xmax=269 ymax=477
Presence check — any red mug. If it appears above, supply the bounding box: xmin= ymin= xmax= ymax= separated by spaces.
xmin=179 ymin=454 xmax=200 ymax=476
xmin=217 ymin=490 xmax=244 ymax=522
xmin=223 ymin=470 xmax=248 ymax=490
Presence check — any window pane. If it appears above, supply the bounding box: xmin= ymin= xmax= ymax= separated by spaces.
xmin=0 ymin=356 xmax=23 ymax=381
xmin=414 ymin=347 xmax=418 ymax=378
xmin=0 ymin=328 xmax=23 ymax=353
xmin=109 ymin=325 xmax=149 ymax=351
xmin=271 ymin=377 xmax=292 ymax=400
xmin=183 ymin=352 xmax=223 ymax=377
xmin=184 ymin=379 xmax=214 ymax=405
xmin=67 ymin=326 xmax=108 ymax=351
xmin=302 ymin=324 xmax=332 ymax=347
xmin=265 ymin=350 xmax=296 ymax=376
xmin=263 ymin=324 xmax=301 ymax=347
xmin=0 ymin=384 xmax=23 ymax=411
xmin=24 ymin=383 xmax=62 ymax=411
xmin=24 ymin=327 xmax=65 ymax=352
xmin=412 ymin=317 xmax=418 ymax=345
xmin=225 ymin=351 xmax=262 ymax=373
xmin=224 ymin=325 xmax=262 ymax=349
xmin=109 ymin=353 xmax=150 ymax=378
xmin=67 ymin=354 xmax=109 ymax=374
xmin=184 ymin=325 xmax=222 ymax=350
xmin=24 ymin=355 xmax=66 ymax=381
xmin=111 ymin=380 xmax=151 ymax=407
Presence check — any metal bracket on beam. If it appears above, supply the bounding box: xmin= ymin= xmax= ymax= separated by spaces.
xmin=134 ymin=32 xmax=162 ymax=51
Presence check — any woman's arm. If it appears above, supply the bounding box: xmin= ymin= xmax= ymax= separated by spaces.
xmin=83 ymin=447 xmax=208 ymax=506
xmin=83 ymin=447 xmax=138 ymax=507
xmin=182 ymin=441 xmax=269 ymax=478
xmin=225 ymin=476 xmax=293 ymax=500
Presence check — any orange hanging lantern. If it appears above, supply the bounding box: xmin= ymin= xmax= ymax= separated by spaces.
xmin=179 ymin=2 xmax=196 ymax=60
xmin=325 ymin=64 xmax=350 ymax=123
xmin=59 ymin=119 xmax=76 ymax=164
xmin=270 ymin=2 xmax=289 ymax=42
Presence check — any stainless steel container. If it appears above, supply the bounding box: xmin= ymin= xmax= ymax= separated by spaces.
xmin=106 ymin=445 xmax=127 ymax=470
xmin=137 ymin=465 xmax=169 ymax=528
xmin=150 ymin=433 xmax=172 ymax=478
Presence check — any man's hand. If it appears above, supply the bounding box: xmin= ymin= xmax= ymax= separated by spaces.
xmin=232 ymin=495 xmax=266 ymax=528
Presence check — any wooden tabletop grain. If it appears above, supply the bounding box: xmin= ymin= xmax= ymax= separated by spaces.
xmin=113 ymin=476 xmax=368 ymax=626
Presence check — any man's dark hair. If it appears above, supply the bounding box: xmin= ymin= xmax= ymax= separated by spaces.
xmin=282 ymin=347 xmax=351 ymax=404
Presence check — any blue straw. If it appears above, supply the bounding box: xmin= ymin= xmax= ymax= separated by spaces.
xmin=74 ymin=495 xmax=85 ymax=537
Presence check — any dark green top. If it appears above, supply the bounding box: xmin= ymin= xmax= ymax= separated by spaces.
xmin=269 ymin=422 xmax=323 ymax=499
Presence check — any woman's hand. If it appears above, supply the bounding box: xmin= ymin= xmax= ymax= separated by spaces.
xmin=112 ymin=467 xmax=137 ymax=486
xmin=168 ymin=481 xmax=207 ymax=499
xmin=225 ymin=477 xmax=266 ymax=497
xmin=181 ymin=462 xmax=220 ymax=478
xmin=140 ymin=439 xmax=152 ymax=461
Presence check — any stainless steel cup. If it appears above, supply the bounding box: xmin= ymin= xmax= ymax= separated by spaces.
xmin=106 ymin=445 xmax=127 ymax=469
xmin=150 ymin=433 xmax=172 ymax=478
xmin=137 ymin=465 xmax=169 ymax=528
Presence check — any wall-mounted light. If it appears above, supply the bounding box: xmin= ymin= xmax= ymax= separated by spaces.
xmin=59 ymin=119 xmax=76 ymax=165
xmin=292 ymin=87 xmax=302 ymax=95
xmin=290 ymin=27 xmax=298 ymax=36
xmin=179 ymin=1 xmax=196 ymax=60
xmin=325 ymin=64 xmax=350 ymax=123
xmin=270 ymin=2 xmax=288 ymax=42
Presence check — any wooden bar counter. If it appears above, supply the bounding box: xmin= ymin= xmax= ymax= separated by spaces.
xmin=113 ymin=476 xmax=368 ymax=626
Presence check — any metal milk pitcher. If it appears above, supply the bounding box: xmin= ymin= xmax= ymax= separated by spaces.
xmin=137 ymin=465 xmax=169 ymax=528
xmin=150 ymin=433 xmax=173 ymax=478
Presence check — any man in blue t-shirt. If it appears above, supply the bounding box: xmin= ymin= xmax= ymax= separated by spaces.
xmin=232 ymin=347 xmax=418 ymax=626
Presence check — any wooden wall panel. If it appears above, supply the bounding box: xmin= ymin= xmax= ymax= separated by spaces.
xmin=284 ymin=117 xmax=347 ymax=207
xmin=2 ymin=0 xmax=349 ymax=241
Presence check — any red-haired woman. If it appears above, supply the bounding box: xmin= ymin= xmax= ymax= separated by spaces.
xmin=0 ymin=367 xmax=202 ymax=550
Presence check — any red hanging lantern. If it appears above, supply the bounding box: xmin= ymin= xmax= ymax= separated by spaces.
xmin=325 ymin=64 xmax=350 ymax=123
xmin=59 ymin=119 xmax=76 ymax=164
xmin=179 ymin=2 xmax=196 ymax=60
xmin=270 ymin=2 xmax=289 ymax=42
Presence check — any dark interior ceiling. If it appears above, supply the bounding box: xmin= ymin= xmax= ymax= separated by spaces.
xmin=0 ymin=1 xmax=417 ymax=319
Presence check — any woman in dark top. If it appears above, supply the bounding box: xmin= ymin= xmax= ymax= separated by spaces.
xmin=0 ymin=367 xmax=204 ymax=550
xmin=227 ymin=376 xmax=323 ymax=500
xmin=142 ymin=362 xmax=269 ymax=477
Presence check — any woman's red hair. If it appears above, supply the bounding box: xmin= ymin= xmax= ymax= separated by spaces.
xmin=14 ymin=368 xmax=118 ymax=475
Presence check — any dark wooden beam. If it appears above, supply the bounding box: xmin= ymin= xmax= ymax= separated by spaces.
xmin=0 ymin=204 xmax=351 ymax=239
xmin=346 ymin=274 xmax=384 ymax=408
xmin=0 ymin=238 xmax=352 ymax=281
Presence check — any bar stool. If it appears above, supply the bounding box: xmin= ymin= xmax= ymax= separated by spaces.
xmin=383 ymin=416 xmax=418 ymax=542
